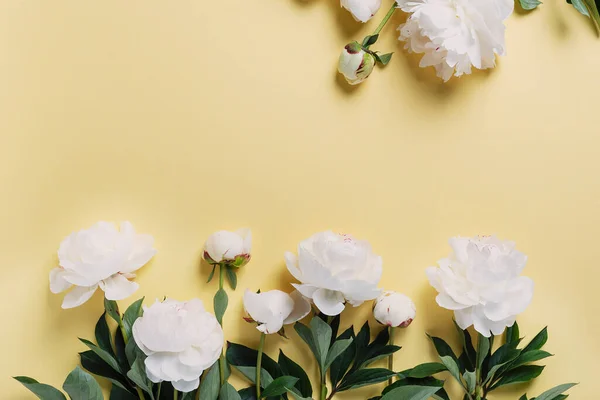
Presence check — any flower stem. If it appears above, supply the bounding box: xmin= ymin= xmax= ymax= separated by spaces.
xmin=156 ymin=383 xmax=162 ymax=399
xmin=320 ymin=379 xmax=327 ymax=400
xmin=218 ymin=264 xmax=227 ymax=386
xmin=173 ymin=388 xmax=178 ymax=400
xmin=388 ymin=327 xmax=395 ymax=385
xmin=372 ymin=1 xmax=397 ymax=36
xmin=256 ymin=333 xmax=266 ymax=400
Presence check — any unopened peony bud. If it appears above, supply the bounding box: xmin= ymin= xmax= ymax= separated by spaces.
xmin=338 ymin=42 xmax=375 ymax=85
xmin=373 ymin=291 xmax=416 ymax=328
xmin=203 ymin=229 xmax=251 ymax=268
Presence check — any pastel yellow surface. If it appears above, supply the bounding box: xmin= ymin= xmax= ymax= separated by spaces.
xmin=1 ymin=0 xmax=598 ymax=398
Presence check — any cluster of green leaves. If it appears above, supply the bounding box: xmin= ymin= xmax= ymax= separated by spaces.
xmin=360 ymin=34 xmax=393 ymax=66
xmin=295 ymin=314 xmax=400 ymax=399
xmin=398 ymin=322 xmax=576 ymax=400
xmin=226 ymin=341 xmax=312 ymax=400
xmin=517 ymin=0 xmax=600 ymax=34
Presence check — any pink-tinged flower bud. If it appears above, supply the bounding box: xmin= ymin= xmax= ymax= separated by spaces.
xmin=373 ymin=291 xmax=416 ymax=328
xmin=338 ymin=42 xmax=375 ymax=85
xmin=203 ymin=229 xmax=252 ymax=268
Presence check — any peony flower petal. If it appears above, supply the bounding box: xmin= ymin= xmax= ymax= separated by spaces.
xmin=100 ymin=273 xmax=140 ymax=301
xmin=62 ymin=284 xmax=98 ymax=309
xmin=313 ymin=288 xmax=345 ymax=316
xmin=291 ymin=283 xmax=319 ymax=299
xmin=285 ymin=252 xmax=303 ymax=281
xmin=436 ymin=293 xmax=470 ymax=310
xmin=172 ymin=378 xmax=200 ymax=393
xmin=283 ymin=290 xmax=311 ymax=325
xmin=49 ymin=268 xmax=72 ymax=294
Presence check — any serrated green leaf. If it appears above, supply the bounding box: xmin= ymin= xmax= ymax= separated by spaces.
xmin=519 ymin=0 xmax=542 ymax=10
xmin=199 ymin=362 xmax=221 ymax=400
xmin=534 ymin=383 xmax=577 ymax=400
xmin=381 ymin=385 xmax=443 ymax=400
xmin=407 ymin=363 xmax=447 ymax=378
xmin=214 ymin=288 xmax=228 ymax=325
xmin=261 ymin=376 xmax=299 ymax=398
xmin=13 ymin=376 xmax=67 ymax=400
xmin=63 ymin=366 xmax=104 ymax=400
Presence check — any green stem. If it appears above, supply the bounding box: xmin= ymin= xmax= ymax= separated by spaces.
xmin=156 ymin=383 xmax=162 ymax=399
xmin=326 ymin=315 xmax=333 ymax=325
xmin=173 ymin=388 xmax=178 ymax=400
xmin=388 ymin=327 xmax=395 ymax=385
xmin=114 ymin=305 xmax=146 ymax=400
xmin=372 ymin=2 xmax=397 ymax=36
xmin=256 ymin=333 xmax=266 ymax=400
xmin=320 ymin=379 xmax=327 ymax=400
xmin=218 ymin=264 xmax=227 ymax=386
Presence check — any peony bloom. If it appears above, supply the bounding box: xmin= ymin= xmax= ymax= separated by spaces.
xmin=427 ymin=236 xmax=534 ymax=337
xmin=132 ymin=298 xmax=224 ymax=392
xmin=243 ymin=289 xmax=311 ymax=334
xmin=373 ymin=291 xmax=416 ymax=328
xmin=203 ymin=229 xmax=251 ymax=268
xmin=285 ymin=231 xmax=382 ymax=316
xmin=50 ymin=221 xmax=156 ymax=309
xmin=397 ymin=0 xmax=513 ymax=81
xmin=338 ymin=42 xmax=376 ymax=85
xmin=341 ymin=0 xmax=382 ymax=22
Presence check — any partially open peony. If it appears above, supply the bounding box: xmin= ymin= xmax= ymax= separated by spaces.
xmin=243 ymin=289 xmax=311 ymax=334
xmin=397 ymin=0 xmax=513 ymax=81
xmin=427 ymin=236 xmax=534 ymax=337
xmin=285 ymin=231 xmax=382 ymax=316
xmin=341 ymin=0 xmax=382 ymax=23
xmin=50 ymin=221 xmax=156 ymax=309
xmin=132 ymin=298 xmax=224 ymax=392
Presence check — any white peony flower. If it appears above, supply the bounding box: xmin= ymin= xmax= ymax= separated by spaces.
xmin=243 ymin=289 xmax=311 ymax=334
xmin=373 ymin=291 xmax=416 ymax=328
xmin=132 ymin=298 xmax=224 ymax=392
xmin=285 ymin=231 xmax=382 ymax=316
xmin=49 ymin=221 xmax=156 ymax=309
xmin=397 ymin=0 xmax=513 ymax=81
xmin=203 ymin=229 xmax=251 ymax=268
xmin=426 ymin=236 xmax=534 ymax=337
xmin=338 ymin=42 xmax=376 ymax=85
xmin=341 ymin=0 xmax=383 ymax=22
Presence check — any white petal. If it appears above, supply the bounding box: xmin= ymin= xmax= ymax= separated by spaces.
xmin=436 ymin=293 xmax=470 ymax=310
xmin=454 ymin=308 xmax=474 ymax=330
xmin=291 ymin=283 xmax=318 ymax=299
xmin=100 ymin=274 xmax=139 ymax=300
xmin=50 ymin=268 xmax=72 ymax=294
xmin=172 ymin=377 xmax=200 ymax=393
xmin=62 ymin=285 xmax=98 ymax=309
xmin=283 ymin=290 xmax=311 ymax=325
xmin=313 ymin=288 xmax=345 ymax=316
xmin=285 ymin=252 xmax=303 ymax=281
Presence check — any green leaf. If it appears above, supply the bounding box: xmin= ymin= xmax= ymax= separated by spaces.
xmin=207 ymin=265 xmax=217 ymax=283
xmin=79 ymin=350 xmax=130 ymax=391
xmin=329 ymin=327 xmax=355 ymax=388
xmin=519 ymin=0 xmax=542 ymax=10
xmin=226 ymin=342 xmax=283 ymax=382
xmin=13 ymin=376 xmax=67 ymax=400
xmin=127 ymin=358 xmax=155 ymax=399
xmin=519 ymin=395 xmax=528 ymax=400
xmin=198 ymin=361 xmax=221 ymax=400
xmin=62 ymin=366 xmax=104 ymax=400
xmin=294 ymin=322 xmax=319 ymax=363
xmin=534 ymin=383 xmax=578 ymax=400
xmin=381 ymin=385 xmax=444 ymax=400
xmin=310 ymin=316 xmax=332 ymax=372
xmin=80 ymin=338 xmax=122 ymax=374
xmin=407 ymin=363 xmax=447 ymax=378
xmin=453 ymin=321 xmax=475 ymax=371
xmin=374 ymin=52 xmax=393 ymax=65
xmin=225 ymin=266 xmax=237 ymax=290
xmin=324 ymin=338 xmax=353 ymax=371
xmin=523 ymin=327 xmax=548 ymax=353
xmin=476 ymin=334 xmax=490 ymax=371
xmin=109 ymin=386 xmax=137 ymax=400
xmin=571 ymin=0 xmax=591 ymax=15
xmin=94 ymin=312 xmax=115 ymax=357
xmin=337 ymin=368 xmax=396 ymax=391
xmin=278 ymin=350 xmax=312 ymax=397
xmin=220 ymin=382 xmax=243 ymax=400
xmin=104 ymin=298 xmax=121 ymax=324
xmin=490 ymin=365 xmax=545 ymax=390
xmin=578 ymin=0 xmax=600 ymax=33
xmin=125 ymin=338 xmax=146 ymax=366
xmin=261 ymin=376 xmax=299 ymax=398
xmin=439 ymin=356 xmax=461 ymax=383
xmin=511 ymin=350 xmax=553 ymax=369
xmin=214 ymin=288 xmax=228 ymax=325
xmin=361 ymin=345 xmax=401 ymax=368
xmin=235 ymin=366 xmax=274 ymax=388
xmin=362 ymin=34 xmax=379 ymax=47
xmin=123 ymin=297 xmax=144 ymax=340
xmin=285 ymin=389 xmax=313 ymax=400
xmin=429 ymin=335 xmax=458 ymax=362
xmin=506 ymin=322 xmax=520 ymax=344
xmin=114 ymin=327 xmax=129 ymax=371
xmin=463 ymin=370 xmax=476 ymax=393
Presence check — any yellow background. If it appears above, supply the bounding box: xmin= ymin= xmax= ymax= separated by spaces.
xmin=1 ymin=0 xmax=598 ymax=398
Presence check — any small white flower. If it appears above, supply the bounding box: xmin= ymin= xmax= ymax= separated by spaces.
xmin=49 ymin=221 xmax=156 ymax=309
xmin=203 ymin=229 xmax=251 ymax=267
xmin=427 ymin=236 xmax=534 ymax=337
xmin=373 ymin=291 xmax=416 ymax=328
xmin=132 ymin=298 xmax=224 ymax=392
xmin=338 ymin=42 xmax=376 ymax=85
xmin=397 ymin=0 xmax=513 ymax=81
xmin=243 ymin=289 xmax=311 ymax=334
xmin=341 ymin=0 xmax=382 ymax=22
xmin=285 ymin=231 xmax=382 ymax=316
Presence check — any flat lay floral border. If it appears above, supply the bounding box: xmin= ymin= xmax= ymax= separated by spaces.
xmin=336 ymin=0 xmax=599 ymax=84
xmin=14 ymin=222 xmax=577 ymax=400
